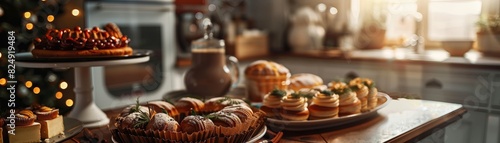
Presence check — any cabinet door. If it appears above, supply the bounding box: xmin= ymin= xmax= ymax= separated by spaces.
xmin=445 ymin=109 xmax=488 ymax=143
xmin=486 ymin=111 xmax=500 ymax=143
xmin=422 ymin=65 xmax=489 ymax=107
xmin=389 ymin=64 xmax=423 ymax=98
xmin=488 ymin=73 xmax=500 ymax=110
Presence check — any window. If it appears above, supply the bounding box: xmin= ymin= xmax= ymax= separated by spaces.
xmin=376 ymin=0 xmax=483 ymax=48
xmin=426 ymin=0 xmax=482 ymax=41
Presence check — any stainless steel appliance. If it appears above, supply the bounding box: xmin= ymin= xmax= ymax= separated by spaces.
xmin=85 ymin=0 xmax=176 ymax=109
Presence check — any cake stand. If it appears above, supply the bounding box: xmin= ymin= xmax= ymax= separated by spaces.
xmin=16 ymin=50 xmax=150 ymax=128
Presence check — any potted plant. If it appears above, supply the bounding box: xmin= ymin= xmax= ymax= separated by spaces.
xmin=357 ymin=1 xmax=388 ymax=50
xmin=476 ymin=15 xmax=500 ymax=56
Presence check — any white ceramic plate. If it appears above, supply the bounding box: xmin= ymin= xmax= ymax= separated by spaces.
xmin=246 ymin=126 xmax=267 ymax=143
xmin=266 ymin=92 xmax=391 ymax=131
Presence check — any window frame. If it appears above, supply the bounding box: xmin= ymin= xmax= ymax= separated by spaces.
xmin=418 ymin=0 xmax=483 ymax=49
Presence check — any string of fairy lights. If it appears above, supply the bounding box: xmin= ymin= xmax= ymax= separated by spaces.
xmin=22 ymin=8 xmax=80 ymax=30
xmin=0 ymin=0 xmax=81 ymax=111
xmin=20 ymin=0 xmax=78 ymax=108
xmin=21 ymin=1 xmax=80 ymax=31
xmin=0 ymin=66 xmax=73 ymax=108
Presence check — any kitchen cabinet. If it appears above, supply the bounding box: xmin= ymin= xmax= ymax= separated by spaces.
xmin=421 ymin=64 xmax=497 ymax=108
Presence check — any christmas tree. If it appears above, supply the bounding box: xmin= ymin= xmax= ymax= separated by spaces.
xmin=0 ymin=0 xmax=74 ymax=115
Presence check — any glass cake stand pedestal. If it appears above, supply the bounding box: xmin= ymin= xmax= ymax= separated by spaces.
xmin=16 ymin=51 xmax=150 ymax=128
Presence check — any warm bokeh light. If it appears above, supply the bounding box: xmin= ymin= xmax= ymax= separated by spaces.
xmin=47 ymin=15 xmax=54 ymax=22
xmin=55 ymin=92 xmax=63 ymax=99
xmin=25 ymin=81 xmax=33 ymax=88
xmin=71 ymin=9 xmax=79 ymax=16
xmin=208 ymin=4 xmax=216 ymax=12
xmin=33 ymin=87 xmax=40 ymax=94
xmin=24 ymin=12 xmax=31 ymax=19
xmin=60 ymin=81 xmax=68 ymax=89
xmin=66 ymin=99 xmax=74 ymax=107
xmin=0 ymin=52 xmax=2 ymax=58
xmin=330 ymin=7 xmax=338 ymax=15
xmin=0 ymin=6 xmax=4 ymax=17
xmin=48 ymin=74 xmax=57 ymax=82
xmin=317 ymin=3 xmax=326 ymax=12
xmin=26 ymin=23 xmax=34 ymax=30
xmin=0 ymin=78 xmax=6 ymax=86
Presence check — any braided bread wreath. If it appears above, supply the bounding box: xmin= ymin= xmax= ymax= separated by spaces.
xmin=32 ymin=23 xmax=133 ymax=58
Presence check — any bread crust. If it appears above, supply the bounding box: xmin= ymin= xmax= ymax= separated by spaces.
xmin=31 ymin=47 xmax=133 ymax=58
xmin=280 ymin=109 xmax=309 ymax=121
xmin=260 ymin=106 xmax=281 ymax=118
xmin=338 ymin=99 xmax=362 ymax=116
xmin=289 ymin=73 xmax=324 ymax=91
xmin=308 ymin=105 xmax=339 ymax=119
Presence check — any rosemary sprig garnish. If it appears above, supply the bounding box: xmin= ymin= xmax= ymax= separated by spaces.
xmin=228 ymin=100 xmax=241 ymax=105
xmin=362 ymin=79 xmax=375 ymax=89
xmin=163 ymin=98 xmax=175 ymax=105
xmin=349 ymin=83 xmax=361 ymax=91
xmin=216 ymin=97 xmax=230 ymax=103
xmin=244 ymin=99 xmax=251 ymax=107
xmin=270 ymin=88 xmax=287 ymax=98
xmin=133 ymin=110 xmax=150 ymax=128
xmin=130 ymin=97 xmax=141 ymax=113
xmin=331 ymin=87 xmax=352 ymax=95
xmin=298 ymin=91 xmax=315 ymax=99
xmin=330 ymin=82 xmax=351 ymax=95
xmin=205 ymin=113 xmax=219 ymax=120
xmin=161 ymin=108 xmax=169 ymax=115
xmin=320 ymin=90 xmax=334 ymax=96
xmin=290 ymin=93 xmax=301 ymax=99
xmin=216 ymin=97 xmax=241 ymax=105
xmin=190 ymin=108 xmax=197 ymax=115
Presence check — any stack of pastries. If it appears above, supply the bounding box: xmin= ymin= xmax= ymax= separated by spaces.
xmin=280 ymin=93 xmax=309 ymax=121
xmin=113 ymin=97 xmax=265 ymax=143
xmin=358 ymin=78 xmax=379 ymax=110
xmin=260 ymin=72 xmax=381 ymax=121
xmin=308 ymin=90 xmax=340 ymax=119
xmin=2 ymin=105 xmax=65 ymax=143
xmin=329 ymin=81 xmax=362 ymax=116
xmin=349 ymin=78 xmax=370 ymax=112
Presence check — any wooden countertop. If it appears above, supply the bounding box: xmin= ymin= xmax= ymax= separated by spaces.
xmin=67 ymin=98 xmax=466 ymax=143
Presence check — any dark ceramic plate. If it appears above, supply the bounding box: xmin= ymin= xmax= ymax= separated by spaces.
xmin=15 ymin=50 xmax=152 ymax=63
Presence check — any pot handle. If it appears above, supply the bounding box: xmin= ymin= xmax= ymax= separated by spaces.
xmin=227 ymin=56 xmax=240 ymax=88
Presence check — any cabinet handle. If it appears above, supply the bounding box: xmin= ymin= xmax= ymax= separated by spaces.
xmin=425 ymin=78 xmax=443 ymax=89
xmin=346 ymin=71 xmax=358 ymax=81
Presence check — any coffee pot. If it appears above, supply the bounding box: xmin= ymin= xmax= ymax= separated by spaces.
xmin=184 ymin=18 xmax=240 ymax=99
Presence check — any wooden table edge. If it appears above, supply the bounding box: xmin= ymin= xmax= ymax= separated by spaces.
xmin=385 ymin=106 xmax=467 ymax=143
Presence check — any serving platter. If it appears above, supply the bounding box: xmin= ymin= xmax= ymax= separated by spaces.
xmin=266 ymin=92 xmax=391 ymax=131
xmin=15 ymin=50 xmax=152 ymax=62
